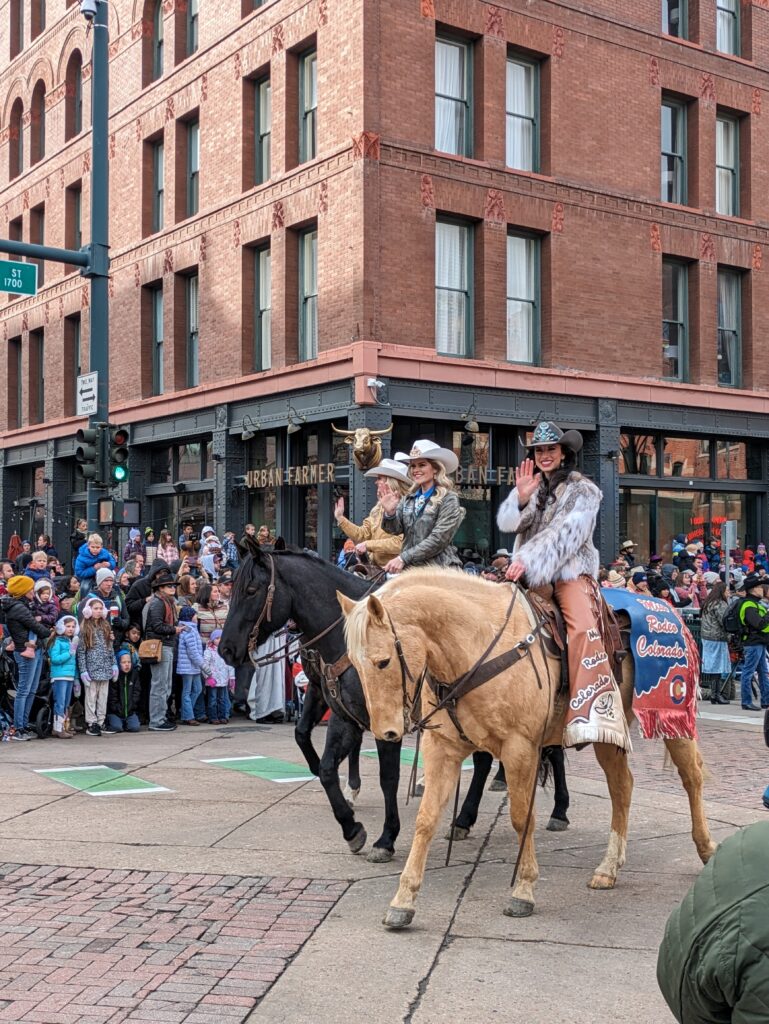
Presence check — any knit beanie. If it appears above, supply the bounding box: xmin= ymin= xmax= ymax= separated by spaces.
xmin=7 ymin=575 xmax=34 ymax=598
xmin=210 ymin=629 xmax=223 ymax=642
xmin=179 ymin=605 xmax=197 ymax=622
xmin=144 ymin=527 xmax=154 ymax=537
xmin=129 ymin=528 xmax=141 ymax=541
xmin=95 ymin=567 xmax=115 ymax=587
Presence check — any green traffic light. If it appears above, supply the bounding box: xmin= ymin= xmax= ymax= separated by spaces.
xmin=112 ymin=465 xmax=128 ymax=483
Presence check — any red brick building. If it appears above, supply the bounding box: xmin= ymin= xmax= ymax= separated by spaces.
xmin=2 ymin=0 xmax=769 ymax=563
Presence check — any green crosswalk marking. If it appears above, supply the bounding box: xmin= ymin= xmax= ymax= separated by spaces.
xmin=35 ymin=765 xmax=170 ymax=796
xmin=201 ymin=755 xmax=315 ymax=784
xmin=362 ymin=749 xmax=474 ymax=770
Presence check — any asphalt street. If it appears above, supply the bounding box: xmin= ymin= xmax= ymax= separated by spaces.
xmin=0 ymin=703 xmax=766 ymax=1024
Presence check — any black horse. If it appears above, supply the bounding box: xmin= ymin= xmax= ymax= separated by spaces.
xmin=220 ymin=544 xmax=571 ymax=860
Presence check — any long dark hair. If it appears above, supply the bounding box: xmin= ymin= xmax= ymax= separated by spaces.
xmin=536 ymin=449 xmax=578 ymax=512
xmin=701 ymin=579 xmax=727 ymax=611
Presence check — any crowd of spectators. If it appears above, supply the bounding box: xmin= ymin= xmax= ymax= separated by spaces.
xmin=0 ymin=522 xmax=284 ymax=742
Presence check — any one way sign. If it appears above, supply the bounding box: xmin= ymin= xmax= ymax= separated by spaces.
xmin=76 ymin=371 xmax=98 ymax=417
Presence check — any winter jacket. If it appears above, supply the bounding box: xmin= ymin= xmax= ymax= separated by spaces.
xmin=220 ymin=537 xmax=239 ymax=569
xmin=156 ymin=542 xmax=180 ymax=565
xmin=123 ymin=541 xmax=146 ymax=564
xmin=74 ymin=545 xmax=117 ymax=584
xmin=657 ymin=821 xmax=769 ymax=1024
xmin=76 ymin=587 xmax=129 ymax=642
xmin=145 ymin=595 xmax=178 ymax=648
xmin=23 ymin=565 xmax=54 ymax=583
xmin=382 ymin=490 xmax=464 ymax=569
xmin=337 ymin=505 xmax=404 ymax=568
xmin=32 ymin=596 xmax=59 ymax=630
xmin=176 ymin=622 xmax=204 ymax=675
xmin=48 ymin=635 xmax=78 ymax=680
xmin=2 ymin=596 xmax=51 ymax=649
xmin=125 ymin=560 xmax=174 ymax=625
xmin=738 ymin=598 xmax=769 ymax=647
xmin=76 ymin=629 xmax=117 ymax=681
xmin=497 ymin=471 xmax=601 ymax=588
xmin=70 ymin=529 xmax=87 ymax=561
xmin=107 ymin=668 xmax=142 ymax=719
xmin=700 ymin=600 xmax=728 ymax=642
xmin=202 ymin=645 xmax=234 ymax=688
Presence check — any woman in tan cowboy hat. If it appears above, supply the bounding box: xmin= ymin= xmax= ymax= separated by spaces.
xmin=497 ymin=420 xmax=629 ymax=750
xmin=378 ymin=440 xmax=465 ymax=573
xmin=334 ymin=459 xmax=411 ymax=569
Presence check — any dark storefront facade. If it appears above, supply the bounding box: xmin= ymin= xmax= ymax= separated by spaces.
xmin=2 ymin=383 xmax=768 ymax=568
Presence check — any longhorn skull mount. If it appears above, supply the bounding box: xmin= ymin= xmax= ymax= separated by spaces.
xmin=331 ymin=423 xmax=393 ymax=471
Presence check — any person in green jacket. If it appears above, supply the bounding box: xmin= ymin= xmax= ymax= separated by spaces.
xmin=657 ymin=820 xmax=769 ymax=1023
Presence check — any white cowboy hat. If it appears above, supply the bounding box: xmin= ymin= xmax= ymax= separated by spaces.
xmin=399 ymin=439 xmax=459 ymax=475
xmin=364 ymin=458 xmax=412 ymax=484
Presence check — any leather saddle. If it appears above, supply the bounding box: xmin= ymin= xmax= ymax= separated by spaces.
xmin=525 ymin=585 xmax=628 ymax=692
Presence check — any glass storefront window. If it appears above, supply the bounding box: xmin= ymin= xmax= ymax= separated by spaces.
xmin=619 ymin=433 xmax=657 ymax=475
xmin=451 ymin=429 xmax=493 ymax=558
xmin=150 ymin=491 xmax=213 ymax=541
xmin=619 ymin=488 xmax=655 ymax=562
xmin=248 ymin=434 xmax=279 ymax=535
xmin=662 ymin=437 xmax=710 ymax=477
xmin=715 ymin=441 xmax=761 ymax=480
xmin=151 ymin=447 xmax=173 ymax=485
xmin=178 ymin=442 xmax=203 ymax=481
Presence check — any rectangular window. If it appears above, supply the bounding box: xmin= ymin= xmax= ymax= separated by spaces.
xmin=299 ymin=51 xmax=317 ymax=163
xmin=662 ymin=0 xmax=687 ymax=37
xmin=716 ymin=0 xmax=739 ymax=55
xmin=506 ymin=232 xmax=539 ymax=363
xmin=151 ymin=284 xmax=164 ymax=395
xmin=661 ymin=98 xmax=687 ymax=204
xmin=255 ymin=247 xmax=271 ymax=371
xmin=715 ymin=113 xmax=738 ymax=217
xmin=152 ymin=139 xmax=164 ymax=231
xmin=187 ymin=120 xmax=199 ymax=217
xmin=299 ymin=228 xmax=318 ymax=361
xmin=153 ymin=1 xmax=164 ymax=80
xmin=66 ymin=183 xmax=82 ymax=251
xmin=717 ymin=268 xmax=741 ymax=388
xmin=435 ymin=218 xmax=473 ymax=356
xmin=506 ymin=57 xmax=538 ymax=171
xmin=186 ymin=0 xmax=198 ymax=56
xmin=8 ymin=337 xmax=22 ymax=430
xmin=435 ymin=37 xmax=472 ymax=157
xmin=662 ymin=259 xmax=688 ymax=381
xmin=255 ymin=77 xmax=271 ymax=184
xmin=29 ymin=329 xmax=44 ymax=424
xmin=65 ymin=314 xmax=81 ymax=416
xmin=30 ymin=204 xmax=45 ymax=286
xmin=186 ymin=273 xmax=199 ymax=387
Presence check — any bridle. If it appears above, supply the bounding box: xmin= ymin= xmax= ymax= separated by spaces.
xmin=246 ymin=552 xmax=277 ymax=654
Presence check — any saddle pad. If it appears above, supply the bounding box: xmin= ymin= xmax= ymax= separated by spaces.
xmin=601 ymin=588 xmax=698 ymax=741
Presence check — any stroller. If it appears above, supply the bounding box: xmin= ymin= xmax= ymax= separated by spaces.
xmin=0 ymin=647 xmax=54 ymax=739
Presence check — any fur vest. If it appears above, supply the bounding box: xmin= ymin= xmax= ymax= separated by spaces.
xmin=497 ymin=471 xmax=601 ymax=588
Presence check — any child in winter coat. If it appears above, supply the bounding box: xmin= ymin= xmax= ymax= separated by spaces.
xmin=76 ymin=598 xmax=118 ymax=737
xmin=176 ymin=606 xmax=205 ymax=726
xmin=201 ymin=628 xmax=234 ymax=724
xmin=74 ymin=533 xmax=117 ymax=588
xmin=106 ymin=648 xmax=142 ymax=733
xmin=32 ymin=579 xmax=59 ymax=629
xmin=47 ymin=615 xmax=79 ymax=739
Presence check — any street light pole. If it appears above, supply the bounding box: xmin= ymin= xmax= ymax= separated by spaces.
xmin=83 ymin=0 xmax=111 ymax=530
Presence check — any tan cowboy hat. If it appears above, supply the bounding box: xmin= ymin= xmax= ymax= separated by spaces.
xmin=399 ymin=439 xmax=459 ymax=475
xmin=526 ymin=421 xmax=583 ymax=454
xmin=364 ymin=458 xmax=411 ymax=484
xmin=621 ymin=540 xmax=635 ymax=551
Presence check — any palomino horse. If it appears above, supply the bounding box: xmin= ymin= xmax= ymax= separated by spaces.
xmin=339 ymin=568 xmax=715 ymax=929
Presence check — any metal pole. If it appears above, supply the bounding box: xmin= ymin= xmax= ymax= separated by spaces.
xmin=85 ymin=1 xmax=111 ymax=530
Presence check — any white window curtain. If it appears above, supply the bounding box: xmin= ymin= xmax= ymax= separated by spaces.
xmin=435 ymin=40 xmax=465 ymax=155
xmin=715 ymin=117 xmax=736 ymax=216
xmin=717 ymin=0 xmax=738 ymax=53
xmin=258 ymin=249 xmax=271 ymax=370
xmin=506 ymin=60 xmax=534 ymax=170
xmin=717 ymin=270 xmax=739 ymax=386
xmin=435 ymin=221 xmax=468 ymax=355
xmin=507 ymin=234 xmax=536 ymax=362
xmin=301 ymin=231 xmax=318 ymax=360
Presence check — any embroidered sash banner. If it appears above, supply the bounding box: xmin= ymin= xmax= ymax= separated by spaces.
xmin=602 ymin=588 xmax=698 ymax=741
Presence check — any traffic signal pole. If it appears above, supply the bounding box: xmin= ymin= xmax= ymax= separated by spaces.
xmin=0 ymin=2 xmax=110 ymax=531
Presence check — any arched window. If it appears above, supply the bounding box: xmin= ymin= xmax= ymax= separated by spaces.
xmin=65 ymin=50 xmax=83 ymax=139
xmin=31 ymin=80 xmax=46 ymax=164
xmin=9 ymin=99 xmax=24 ymax=179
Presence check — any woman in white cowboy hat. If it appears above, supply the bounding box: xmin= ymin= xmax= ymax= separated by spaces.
xmin=378 ymin=440 xmax=465 ymax=573
xmin=497 ymin=420 xmax=629 ymax=751
xmin=334 ymin=458 xmax=411 ymax=569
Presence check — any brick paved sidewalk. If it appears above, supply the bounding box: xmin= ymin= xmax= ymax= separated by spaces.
xmin=0 ymin=864 xmax=348 ymax=1024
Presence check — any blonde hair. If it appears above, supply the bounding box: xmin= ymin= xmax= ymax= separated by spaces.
xmin=87 ymin=532 xmax=103 ymax=546
xmin=385 ymin=478 xmax=411 ymax=498
xmin=407 ymin=460 xmax=455 ymax=502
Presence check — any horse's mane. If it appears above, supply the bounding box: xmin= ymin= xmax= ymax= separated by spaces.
xmin=233 ymin=545 xmax=372 ymax=599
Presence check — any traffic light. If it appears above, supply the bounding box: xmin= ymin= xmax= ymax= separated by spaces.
xmin=108 ymin=425 xmax=130 ymax=484
xmin=75 ymin=426 xmax=106 ymax=483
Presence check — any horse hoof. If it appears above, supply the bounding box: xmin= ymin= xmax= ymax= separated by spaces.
xmin=489 ymin=779 xmax=507 ymax=792
xmin=383 ymin=907 xmax=414 ymax=930
xmin=699 ymin=842 xmax=717 ymax=864
xmin=444 ymin=825 xmax=470 ymax=841
xmin=367 ymin=846 xmax=394 ymax=864
xmin=503 ymin=898 xmax=534 ymax=918
xmin=347 ymin=826 xmax=367 ymax=855
xmin=546 ymin=817 xmax=569 ymax=832
xmin=343 ymin=783 xmax=360 ymax=808
xmin=413 ymin=783 xmax=424 ymax=798
xmin=588 ymin=873 xmax=616 ymax=890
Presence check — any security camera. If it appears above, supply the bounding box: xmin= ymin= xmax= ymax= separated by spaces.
xmin=367 ymin=378 xmax=385 ymax=390
xmin=80 ymin=0 xmax=98 ymax=21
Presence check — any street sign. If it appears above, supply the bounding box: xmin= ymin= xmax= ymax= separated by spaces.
xmin=76 ymin=371 xmax=99 ymax=417
xmin=0 ymin=259 xmax=37 ymax=296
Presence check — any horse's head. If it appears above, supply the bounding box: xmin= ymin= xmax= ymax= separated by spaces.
xmin=219 ymin=540 xmax=293 ymax=666
xmin=338 ymin=590 xmax=417 ymax=743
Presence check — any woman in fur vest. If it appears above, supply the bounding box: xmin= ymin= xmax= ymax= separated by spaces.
xmin=497 ymin=421 xmax=629 ymax=750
